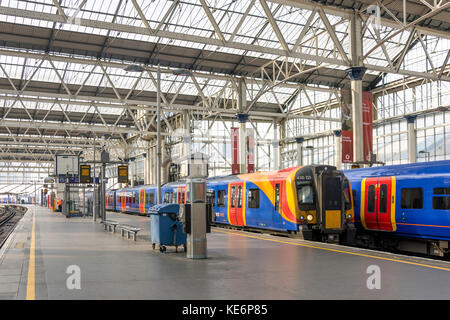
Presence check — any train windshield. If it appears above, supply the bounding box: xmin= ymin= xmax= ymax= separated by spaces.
xmin=297 ymin=181 xmax=314 ymax=206
xmin=324 ymin=176 xmax=342 ymax=210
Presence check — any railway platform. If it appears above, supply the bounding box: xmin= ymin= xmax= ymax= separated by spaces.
xmin=1 ymin=205 xmax=450 ymax=299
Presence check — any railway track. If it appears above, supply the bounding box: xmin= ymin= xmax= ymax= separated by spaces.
xmin=0 ymin=205 xmax=27 ymax=249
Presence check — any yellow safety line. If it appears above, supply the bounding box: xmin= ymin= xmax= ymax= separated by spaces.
xmin=214 ymin=229 xmax=450 ymax=272
xmin=26 ymin=209 xmax=36 ymax=300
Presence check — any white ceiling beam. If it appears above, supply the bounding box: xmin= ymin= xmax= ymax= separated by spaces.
xmin=259 ymin=0 xmax=290 ymax=53
xmin=0 ymin=119 xmax=138 ymax=135
xmin=0 ymin=6 xmax=347 ymax=66
xmin=267 ymin=0 xmax=450 ymax=39
xmin=199 ymin=0 xmax=226 ymax=44
xmin=0 ymin=48 xmax=347 ymax=92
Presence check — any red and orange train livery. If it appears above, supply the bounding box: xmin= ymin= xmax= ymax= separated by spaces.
xmin=208 ymin=165 xmax=355 ymax=241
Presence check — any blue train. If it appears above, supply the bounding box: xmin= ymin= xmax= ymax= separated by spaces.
xmin=344 ymin=160 xmax=450 ymax=257
xmin=84 ymin=160 xmax=450 ymax=257
xmin=103 ymin=165 xmax=355 ymax=241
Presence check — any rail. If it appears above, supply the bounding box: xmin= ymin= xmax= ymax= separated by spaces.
xmin=0 ymin=206 xmax=17 ymax=227
xmin=0 ymin=205 xmax=28 ymax=249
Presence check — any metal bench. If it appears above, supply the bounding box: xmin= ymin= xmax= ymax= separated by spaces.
xmin=102 ymin=220 xmax=119 ymax=233
xmin=118 ymin=224 xmax=141 ymax=241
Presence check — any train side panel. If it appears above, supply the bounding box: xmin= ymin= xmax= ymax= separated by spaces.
xmin=209 ymin=176 xmax=300 ymax=232
xmin=345 ymin=160 xmax=450 ymax=243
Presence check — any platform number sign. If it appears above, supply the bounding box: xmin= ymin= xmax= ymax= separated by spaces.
xmin=118 ymin=165 xmax=128 ymax=184
xmin=80 ymin=165 xmax=91 ymax=183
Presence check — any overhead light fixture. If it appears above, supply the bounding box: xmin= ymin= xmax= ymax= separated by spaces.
xmin=172 ymin=68 xmax=192 ymax=76
xmin=123 ymin=64 xmax=146 ymax=72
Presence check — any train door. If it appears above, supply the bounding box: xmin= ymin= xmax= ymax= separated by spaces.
xmin=273 ymin=183 xmax=283 ymax=229
xmin=121 ymin=191 xmax=126 ymax=212
xmin=229 ymin=184 xmax=237 ymax=224
xmin=139 ymin=189 xmax=145 ymax=214
xmin=362 ymin=177 xmax=396 ymax=231
xmin=229 ymin=182 xmax=245 ymax=226
xmin=176 ymin=187 xmax=186 ymax=204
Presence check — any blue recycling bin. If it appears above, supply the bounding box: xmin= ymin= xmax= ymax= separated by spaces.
xmin=149 ymin=204 xmax=186 ymax=253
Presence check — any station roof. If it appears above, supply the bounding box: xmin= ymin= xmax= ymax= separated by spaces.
xmin=0 ymin=0 xmax=448 ymax=187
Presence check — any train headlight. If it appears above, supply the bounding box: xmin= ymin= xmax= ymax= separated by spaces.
xmin=307 ymin=214 xmax=314 ymax=221
xmin=300 ymin=215 xmax=304 ymax=220
xmin=347 ymin=214 xmax=352 ymax=219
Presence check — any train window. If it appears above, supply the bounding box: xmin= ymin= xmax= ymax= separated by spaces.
xmin=352 ymin=190 xmax=357 ymax=208
xmin=367 ymin=185 xmax=375 ymax=213
xmin=217 ymin=190 xmax=226 ymax=207
xmin=248 ymin=189 xmax=260 ymax=208
xmin=434 ymin=188 xmax=450 ymax=195
xmin=343 ymin=179 xmax=351 ymax=211
xmin=379 ymin=184 xmax=388 ymax=213
xmin=297 ymin=182 xmax=314 ymax=205
xmin=433 ymin=196 xmax=450 ymax=210
xmin=275 ymin=184 xmax=280 ymax=211
xmin=432 ymin=188 xmax=450 ymax=210
xmin=238 ymin=186 xmax=243 ymax=208
xmin=164 ymin=192 xmax=170 ymax=203
xmin=149 ymin=193 xmax=155 ymax=205
xmin=401 ymin=188 xmax=423 ymax=209
xmin=207 ymin=190 xmax=215 ymax=205
xmin=231 ymin=186 xmax=236 ymax=208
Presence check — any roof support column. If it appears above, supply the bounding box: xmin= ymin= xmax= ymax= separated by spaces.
xmin=156 ymin=65 xmax=161 ymax=204
xmin=405 ymin=115 xmax=417 ymax=163
xmin=237 ymin=114 xmax=249 ymax=174
xmin=347 ymin=12 xmax=366 ymax=164
xmin=237 ymin=78 xmax=248 ymax=174
xmin=272 ymin=122 xmax=280 ymax=170
xmin=333 ymin=130 xmax=342 ymax=170
xmin=144 ymin=142 xmax=151 ymax=185
xmin=295 ymin=137 xmax=304 ymax=167
xmin=152 ymin=144 xmax=156 ymax=185
xmin=182 ymin=110 xmax=192 ymax=159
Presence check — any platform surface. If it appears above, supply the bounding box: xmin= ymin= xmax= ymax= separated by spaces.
xmin=1 ymin=205 xmax=450 ymax=299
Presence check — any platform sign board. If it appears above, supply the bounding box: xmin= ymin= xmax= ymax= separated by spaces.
xmin=58 ymin=176 xmax=80 ymax=183
xmin=56 ymin=155 xmax=79 ymax=177
xmin=340 ymin=90 xmax=373 ymax=164
xmin=69 ymin=177 xmax=79 ymax=183
xmin=340 ymin=88 xmax=353 ymax=163
xmin=80 ymin=165 xmax=91 ymax=183
xmin=118 ymin=165 xmax=128 ymax=183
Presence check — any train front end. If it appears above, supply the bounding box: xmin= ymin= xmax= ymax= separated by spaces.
xmin=295 ymin=165 xmax=355 ymax=243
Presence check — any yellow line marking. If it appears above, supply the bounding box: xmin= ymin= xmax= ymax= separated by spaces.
xmin=26 ymin=208 xmax=36 ymax=300
xmin=214 ymin=229 xmax=450 ymax=272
